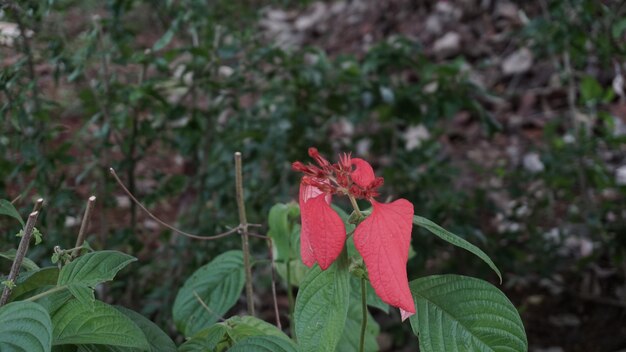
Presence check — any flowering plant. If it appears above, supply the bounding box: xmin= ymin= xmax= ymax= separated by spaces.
xmin=293 ymin=148 xmax=415 ymax=319
xmin=287 ymin=147 xmax=528 ymax=352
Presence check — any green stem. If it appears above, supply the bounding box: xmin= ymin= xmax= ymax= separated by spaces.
xmin=25 ymin=285 xmax=66 ymax=302
xmin=286 ymin=258 xmax=295 ymax=338
xmin=359 ymin=277 xmax=367 ymax=352
xmin=349 ymin=195 xmax=363 ymax=218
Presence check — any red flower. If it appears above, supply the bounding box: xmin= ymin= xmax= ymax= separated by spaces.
xmin=293 ymin=148 xmax=416 ymax=319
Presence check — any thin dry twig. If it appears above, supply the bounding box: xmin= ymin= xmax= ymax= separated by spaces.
xmin=267 ymin=237 xmax=282 ymax=329
xmin=72 ymin=196 xmax=96 ymax=258
xmin=0 ymin=211 xmax=40 ymax=306
xmin=234 ymin=152 xmax=255 ymax=316
xmin=32 ymin=198 xmax=43 ymax=212
xmin=109 ymin=167 xmax=241 ymax=241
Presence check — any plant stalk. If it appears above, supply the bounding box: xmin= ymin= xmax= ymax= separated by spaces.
xmin=0 ymin=211 xmax=40 ymax=306
xmin=234 ymin=152 xmax=255 ymax=316
xmin=349 ymin=195 xmax=363 ymax=218
xmin=24 ymin=285 xmax=66 ymax=302
xmin=359 ymin=277 xmax=368 ymax=352
xmin=73 ymin=196 xmax=96 ymax=258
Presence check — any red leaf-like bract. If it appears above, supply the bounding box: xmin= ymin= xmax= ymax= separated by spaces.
xmin=351 ymin=158 xmax=376 ymax=187
xmin=299 ymin=182 xmax=346 ymax=270
xmin=354 ymin=199 xmax=415 ymax=316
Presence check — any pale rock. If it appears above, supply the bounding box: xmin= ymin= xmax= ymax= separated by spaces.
xmin=563 ymin=134 xmax=575 ymax=144
xmin=0 ymin=21 xmax=33 ymax=47
xmin=403 ymin=124 xmax=431 ymax=151
xmin=355 ymin=139 xmax=371 ymax=156
xmin=616 ymin=165 xmax=626 ymax=185
xmin=433 ymin=32 xmax=461 ymax=57
xmin=64 ymin=216 xmax=79 ymax=228
xmin=294 ymin=2 xmax=327 ymax=31
xmin=218 ymin=65 xmax=234 ymax=78
xmin=523 ymin=153 xmax=544 ymax=173
xmin=116 ymin=195 xmax=131 ymax=208
xmin=425 ymin=14 xmax=443 ymax=35
xmin=265 ymin=8 xmax=289 ymax=22
xmin=435 ymin=1 xmax=462 ymax=22
xmin=495 ymin=1 xmax=519 ymax=21
xmin=502 ymin=47 xmax=533 ymax=75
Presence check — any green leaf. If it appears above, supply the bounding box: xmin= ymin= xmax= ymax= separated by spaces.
xmin=223 ymin=315 xmax=290 ymax=342
xmin=267 ymin=203 xmax=299 ymax=261
xmin=173 ymin=250 xmax=245 ymax=337
xmin=336 ymin=291 xmax=380 ymax=352
xmin=409 ymin=275 xmax=527 ymax=352
xmin=51 ymin=300 xmax=149 ymax=349
xmin=413 ymin=216 xmax=502 ymax=283
xmin=179 ymin=315 xmax=289 ymax=352
xmin=269 ymin=203 xmax=310 ymax=286
xmin=294 ymin=260 xmax=350 ymax=352
xmin=57 ymin=251 xmax=136 ymax=305
xmin=178 ymin=324 xmax=229 ymax=352
xmin=9 ymin=267 xmax=59 ymax=302
xmin=58 ymin=251 xmax=136 ymax=287
xmin=0 ymin=249 xmax=39 ymax=271
xmin=580 ymin=75 xmax=604 ymax=105
xmin=67 ymin=285 xmax=95 ymax=307
xmin=228 ymin=336 xmax=297 ymax=352
xmin=0 ymin=301 xmax=53 ymax=352
xmin=0 ymin=199 xmax=24 ymax=226
xmin=114 ymin=306 xmax=177 ymax=352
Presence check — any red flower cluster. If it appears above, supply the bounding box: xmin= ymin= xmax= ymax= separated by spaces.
xmin=293 ymin=148 xmax=416 ymax=319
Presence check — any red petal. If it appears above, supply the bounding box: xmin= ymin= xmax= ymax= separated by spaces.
xmin=299 ymin=182 xmax=346 ymax=270
xmin=354 ymin=199 xmax=415 ymax=314
xmin=350 ymin=158 xmax=376 ymax=187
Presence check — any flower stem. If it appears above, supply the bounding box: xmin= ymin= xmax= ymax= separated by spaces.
xmin=349 ymin=196 xmax=363 ymax=218
xmin=359 ymin=277 xmax=367 ymax=352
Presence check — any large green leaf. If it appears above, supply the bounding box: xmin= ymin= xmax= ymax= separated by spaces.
xmin=0 ymin=249 xmax=39 ymax=271
xmin=114 ymin=306 xmax=176 ymax=352
xmin=67 ymin=307 xmax=175 ymax=352
xmin=51 ymin=300 xmax=149 ymax=349
xmin=268 ymin=203 xmax=310 ymax=287
xmin=0 ymin=199 xmax=24 ymax=226
xmin=413 ymin=216 xmax=502 ymax=282
xmin=178 ymin=324 xmax=229 ymax=352
xmin=294 ymin=259 xmax=350 ymax=352
xmin=267 ymin=203 xmax=299 ymax=261
xmin=409 ymin=275 xmax=527 ymax=352
xmin=179 ymin=315 xmax=288 ymax=352
xmin=8 ymin=267 xmax=59 ymax=302
xmin=223 ymin=315 xmax=289 ymax=342
xmin=57 ymin=251 xmax=136 ymax=306
xmin=0 ymin=301 xmax=53 ymax=352
xmin=228 ymin=336 xmax=297 ymax=352
xmin=173 ymin=250 xmax=245 ymax=337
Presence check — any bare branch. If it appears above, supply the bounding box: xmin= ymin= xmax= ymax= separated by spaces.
xmin=109 ymin=167 xmax=240 ymax=241
xmin=0 ymin=211 xmax=40 ymax=306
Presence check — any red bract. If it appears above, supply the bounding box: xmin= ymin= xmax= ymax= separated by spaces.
xmin=293 ymin=148 xmax=416 ymax=319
